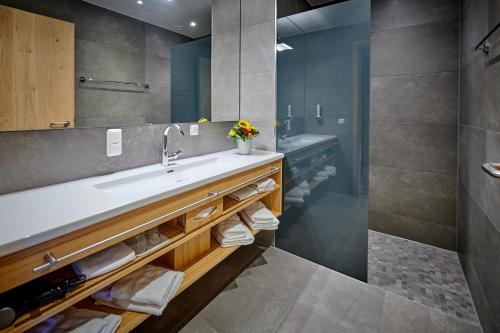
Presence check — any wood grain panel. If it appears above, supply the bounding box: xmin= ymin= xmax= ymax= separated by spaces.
xmin=0 ymin=5 xmax=74 ymax=131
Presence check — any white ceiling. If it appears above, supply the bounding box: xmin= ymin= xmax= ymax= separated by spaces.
xmin=278 ymin=0 xmax=369 ymax=38
xmin=83 ymin=0 xmax=211 ymax=38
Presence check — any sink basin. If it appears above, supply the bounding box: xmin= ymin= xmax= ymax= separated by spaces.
xmin=95 ymin=157 xmax=219 ymax=191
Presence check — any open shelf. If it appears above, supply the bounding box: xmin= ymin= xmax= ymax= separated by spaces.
xmin=223 ymin=185 xmax=281 ymax=214
xmin=78 ymin=231 xmax=262 ymax=333
xmin=1 ymin=188 xmax=280 ymax=333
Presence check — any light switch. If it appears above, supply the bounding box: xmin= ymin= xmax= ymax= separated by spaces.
xmin=338 ymin=118 xmax=346 ymax=125
xmin=190 ymin=124 xmax=199 ymax=136
xmin=106 ymin=129 xmax=122 ymax=157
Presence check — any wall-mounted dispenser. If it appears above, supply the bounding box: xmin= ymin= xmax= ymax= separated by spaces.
xmin=287 ymin=105 xmax=293 ymax=118
xmin=315 ymin=104 xmax=322 ymax=119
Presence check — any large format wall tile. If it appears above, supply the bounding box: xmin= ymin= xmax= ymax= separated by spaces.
xmin=241 ymin=20 xmax=276 ymax=74
xmin=371 ymin=0 xmax=458 ymax=33
xmin=460 ymin=54 xmax=487 ymax=128
xmin=371 ymin=72 xmax=458 ymax=124
xmin=369 ymin=166 xmax=457 ymax=228
xmin=240 ymin=71 xmax=277 ymax=122
xmin=460 ymin=0 xmax=489 ymax=67
xmin=371 ymin=21 xmax=458 ymax=76
xmin=241 ymin=0 xmax=275 ymax=27
xmin=369 ymin=210 xmax=456 ymax=250
xmin=370 ymin=122 xmax=457 ymax=174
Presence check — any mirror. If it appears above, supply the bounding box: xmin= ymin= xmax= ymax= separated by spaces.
xmin=0 ymin=0 xmax=240 ymax=132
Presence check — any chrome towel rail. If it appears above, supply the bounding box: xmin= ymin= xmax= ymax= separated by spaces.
xmin=32 ymin=166 xmax=280 ymax=273
xmin=472 ymin=21 xmax=500 ymax=54
xmin=79 ymin=76 xmax=150 ymax=89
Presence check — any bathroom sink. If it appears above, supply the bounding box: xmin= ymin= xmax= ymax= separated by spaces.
xmin=94 ymin=157 xmax=220 ymax=191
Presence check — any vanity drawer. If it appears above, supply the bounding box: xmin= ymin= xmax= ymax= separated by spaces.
xmin=182 ymin=198 xmax=223 ymax=233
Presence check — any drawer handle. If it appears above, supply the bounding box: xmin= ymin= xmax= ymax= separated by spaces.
xmin=33 ymin=192 xmax=219 ymax=273
xmin=50 ymin=121 xmax=71 ymax=128
xmin=194 ymin=206 xmax=217 ymax=221
xmin=32 ymin=166 xmax=280 ymax=273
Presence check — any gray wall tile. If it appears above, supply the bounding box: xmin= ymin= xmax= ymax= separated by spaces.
xmin=371 ymin=21 xmax=458 ymax=76
xmin=212 ymin=0 xmax=241 ymax=34
xmin=240 ymin=71 xmax=277 ymax=122
xmin=212 ymin=30 xmax=240 ymax=78
xmin=241 ymin=0 xmax=276 ymax=27
xmin=371 ymin=0 xmax=458 ymax=33
xmin=371 ymin=72 xmax=458 ymax=124
xmin=369 ymin=166 xmax=457 ymax=228
xmin=241 ymin=20 xmax=276 ymax=74
xmin=370 ymin=121 xmax=457 ymax=174
xmin=211 ymin=74 xmax=240 ymax=122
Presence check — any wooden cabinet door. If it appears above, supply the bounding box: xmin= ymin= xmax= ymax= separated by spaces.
xmin=0 ymin=5 xmax=74 ymax=131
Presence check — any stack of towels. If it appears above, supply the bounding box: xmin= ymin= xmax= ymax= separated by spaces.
xmin=92 ymin=265 xmax=184 ymax=316
xmin=213 ymin=214 xmax=254 ymax=247
xmin=28 ymin=307 xmax=121 ymax=333
xmin=314 ymin=165 xmax=336 ymax=182
xmin=249 ymin=177 xmax=276 ymax=193
xmin=285 ymin=187 xmax=305 ymax=205
xmin=72 ymin=242 xmax=136 ymax=280
xmin=228 ymin=186 xmax=258 ymax=201
xmin=240 ymin=201 xmax=280 ymax=230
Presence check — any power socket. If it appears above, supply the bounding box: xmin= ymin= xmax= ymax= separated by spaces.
xmin=190 ymin=124 xmax=199 ymax=136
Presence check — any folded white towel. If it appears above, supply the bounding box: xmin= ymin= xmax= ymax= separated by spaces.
xmin=324 ymin=165 xmax=336 ymax=172
xmin=285 ymin=187 xmax=305 ymax=198
xmin=194 ymin=206 xmax=217 ymax=220
xmin=29 ymin=307 xmax=121 ymax=333
xmin=240 ymin=201 xmax=279 ymax=230
xmin=249 ymin=177 xmax=276 ymax=193
xmin=215 ymin=215 xmax=249 ymax=238
xmin=317 ymin=170 xmax=335 ymax=177
xmin=110 ymin=265 xmax=180 ymax=307
xmin=313 ymin=176 xmax=328 ymax=182
xmin=71 ymin=242 xmax=136 ymax=280
xmin=212 ymin=226 xmax=254 ymax=247
xmin=93 ymin=268 xmax=184 ymax=316
xmin=227 ymin=186 xmax=258 ymax=201
xmin=298 ymin=180 xmax=309 ymax=190
xmin=285 ymin=197 xmax=304 ymax=205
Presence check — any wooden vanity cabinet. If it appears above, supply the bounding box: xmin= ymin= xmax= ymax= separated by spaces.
xmin=0 ymin=5 xmax=75 ymax=131
xmin=0 ymin=160 xmax=282 ymax=333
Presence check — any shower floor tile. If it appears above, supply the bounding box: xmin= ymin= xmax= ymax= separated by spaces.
xmin=368 ymin=230 xmax=479 ymax=325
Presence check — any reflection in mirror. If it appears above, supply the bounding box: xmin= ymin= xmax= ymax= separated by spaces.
xmin=0 ymin=0 xmax=239 ymax=132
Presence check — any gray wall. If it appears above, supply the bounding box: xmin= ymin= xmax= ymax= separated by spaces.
xmin=0 ymin=0 xmax=192 ymax=127
xmin=368 ymin=0 xmax=459 ymax=250
xmin=240 ymin=0 xmax=277 ymax=151
xmin=458 ymin=1 xmax=500 ymax=332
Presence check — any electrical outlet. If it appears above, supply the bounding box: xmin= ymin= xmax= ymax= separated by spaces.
xmin=190 ymin=124 xmax=199 ymax=136
xmin=106 ymin=129 xmax=122 ymax=157
xmin=338 ymin=118 xmax=346 ymax=125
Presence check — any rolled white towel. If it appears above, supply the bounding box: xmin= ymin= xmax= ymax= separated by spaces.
xmin=249 ymin=177 xmax=276 ymax=193
xmin=110 ymin=265 xmax=181 ymax=307
xmin=29 ymin=307 xmax=121 ymax=333
xmin=71 ymin=242 xmax=136 ymax=280
xmin=285 ymin=187 xmax=305 ymax=198
xmin=227 ymin=186 xmax=258 ymax=201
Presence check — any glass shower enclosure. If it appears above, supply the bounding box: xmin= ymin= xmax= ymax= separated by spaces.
xmin=275 ymin=0 xmax=370 ymax=281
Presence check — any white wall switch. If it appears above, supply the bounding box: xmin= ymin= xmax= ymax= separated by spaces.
xmin=190 ymin=124 xmax=199 ymax=136
xmin=106 ymin=129 xmax=122 ymax=157
xmin=338 ymin=118 xmax=346 ymax=125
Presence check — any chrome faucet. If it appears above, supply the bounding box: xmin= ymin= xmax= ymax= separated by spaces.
xmin=162 ymin=124 xmax=185 ymax=166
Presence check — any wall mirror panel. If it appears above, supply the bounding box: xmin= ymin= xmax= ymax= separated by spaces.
xmin=0 ymin=0 xmax=240 ymax=132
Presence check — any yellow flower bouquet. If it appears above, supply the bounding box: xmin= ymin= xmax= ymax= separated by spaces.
xmin=227 ymin=120 xmax=259 ymax=142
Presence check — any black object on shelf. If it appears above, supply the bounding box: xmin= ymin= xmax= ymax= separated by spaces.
xmin=0 ymin=274 xmax=86 ymax=329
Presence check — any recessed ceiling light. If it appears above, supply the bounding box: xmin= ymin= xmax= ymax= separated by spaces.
xmin=137 ymin=0 xmax=143 ymax=4
xmin=189 ymin=21 xmax=197 ymax=27
xmin=276 ymin=43 xmax=293 ymax=52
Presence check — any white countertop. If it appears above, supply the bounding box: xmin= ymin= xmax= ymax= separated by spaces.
xmin=277 ymin=133 xmax=337 ymax=154
xmin=0 ymin=149 xmax=283 ymax=257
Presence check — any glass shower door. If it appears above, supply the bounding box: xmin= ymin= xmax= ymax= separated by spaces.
xmin=275 ymin=0 xmax=370 ymax=282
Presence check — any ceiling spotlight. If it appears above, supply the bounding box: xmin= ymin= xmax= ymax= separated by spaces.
xmin=189 ymin=21 xmax=197 ymax=27
xmin=137 ymin=0 xmax=143 ymax=4
xmin=276 ymin=43 xmax=293 ymax=52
